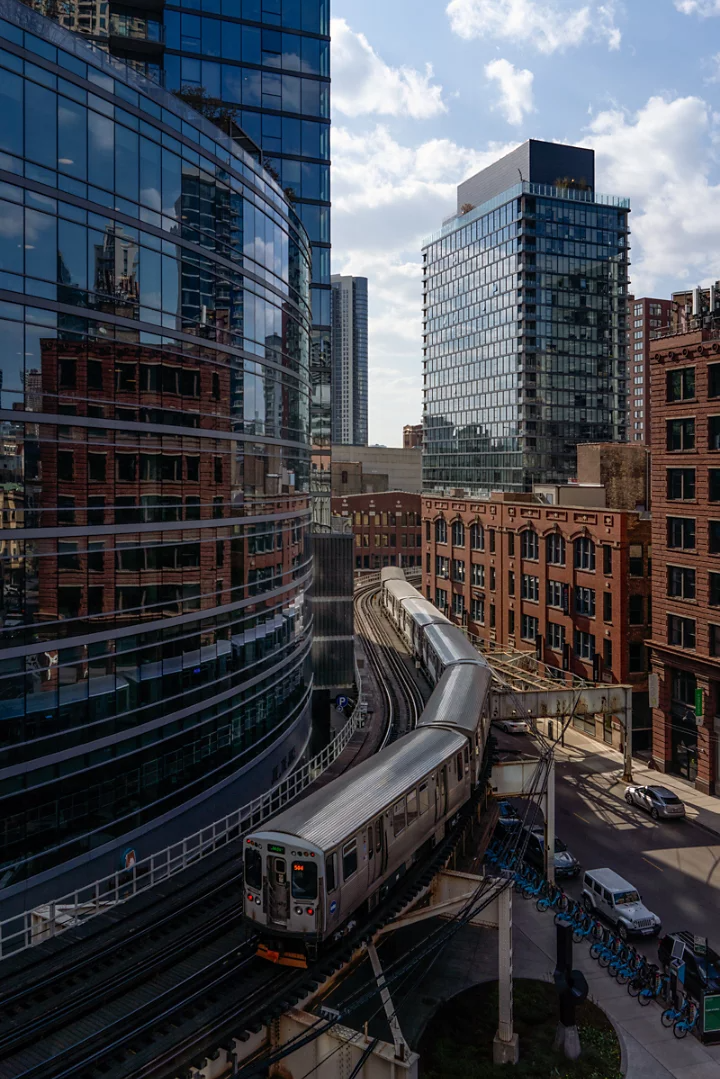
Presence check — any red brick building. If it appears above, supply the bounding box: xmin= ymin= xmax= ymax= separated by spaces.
xmin=332 ymin=492 xmax=422 ymax=572
xmin=648 ymin=325 xmax=720 ymax=794
xmin=627 ymin=295 xmax=672 ymax=444
xmin=422 ymin=488 xmax=652 ymax=747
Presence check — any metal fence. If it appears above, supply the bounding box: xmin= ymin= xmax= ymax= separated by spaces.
xmin=0 ymin=685 xmax=364 ymax=960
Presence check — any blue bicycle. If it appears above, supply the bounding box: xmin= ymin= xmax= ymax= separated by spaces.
xmin=673 ymin=1000 xmax=699 ymax=1039
xmin=662 ymin=997 xmax=692 ymax=1029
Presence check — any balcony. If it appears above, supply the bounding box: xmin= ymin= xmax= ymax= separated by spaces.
xmin=109 ymin=14 xmax=165 ymax=54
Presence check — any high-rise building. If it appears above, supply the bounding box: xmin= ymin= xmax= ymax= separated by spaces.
xmin=422 ymin=140 xmax=630 ymax=496
xmin=17 ymin=0 xmax=332 ymax=526
xmin=330 ymin=274 xmax=368 ymax=447
xmin=626 ymin=295 xmax=672 ymax=443
xmin=0 ymin=0 xmax=313 ymax=913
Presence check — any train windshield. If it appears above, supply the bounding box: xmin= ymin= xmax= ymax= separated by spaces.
xmin=291 ymin=860 xmax=318 ymax=899
xmin=245 ymin=847 xmax=262 ymax=890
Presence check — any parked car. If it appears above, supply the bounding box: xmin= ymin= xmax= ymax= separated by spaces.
xmin=582 ymin=868 xmax=661 ymax=939
xmin=658 ymin=931 xmax=720 ymax=999
xmin=625 ymin=784 xmax=686 ymax=821
xmin=493 ymin=718 xmax=530 ymax=735
xmin=521 ymin=826 xmax=580 ymax=878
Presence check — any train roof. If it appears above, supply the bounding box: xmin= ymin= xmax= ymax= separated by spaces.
xmin=423 ymin=623 xmax=484 ymax=666
xmin=252 ymin=727 xmax=466 ymax=852
xmin=380 ymin=566 xmax=406 ymax=583
xmin=383 ymin=580 xmax=421 ymax=603
xmin=399 ymin=597 xmax=451 ymax=628
xmin=417 ymin=664 xmax=490 ymax=734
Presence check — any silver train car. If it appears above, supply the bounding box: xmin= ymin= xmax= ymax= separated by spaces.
xmin=245 ymin=726 xmax=470 ymax=965
xmin=245 ymin=569 xmax=494 ymax=965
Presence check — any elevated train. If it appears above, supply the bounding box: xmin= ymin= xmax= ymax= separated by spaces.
xmin=243 ymin=568 xmax=493 ymax=966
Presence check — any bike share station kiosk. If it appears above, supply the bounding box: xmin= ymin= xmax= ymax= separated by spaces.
xmin=670 ymin=936 xmax=720 ymax=1044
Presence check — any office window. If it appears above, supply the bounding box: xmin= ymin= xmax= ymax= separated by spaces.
xmin=435 ymin=555 xmax=449 ymax=578
xmin=521 ymin=613 xmax=538 ymax=641
xmin=471 ymin=596 xmax=484 ymax=623
xmin=709 ymin=364 xmax=720 ymax=399
xmin=508 ymin=609 xmax=515 ymax=634
xmin=710 ymin=573 xmax=720 ymax=607
xmin=710 ymin=470 xmax=720 ymax=502
xmin=435 ymin=518 xmax=447 ymax=544
xmin=667 ymin=517 xmax=695 ymax=549
xmin=470 ymin=522 xmax=484 ymax=550
xmin=604 ymin=638 xmax=613 ymax=670
xmin=710 ymin=625 xmax=720 ymax=657
xmin=489 ymin=529 xmax=496 ymax=553
xmin=574 ymin=537 xmax=596 ymax=571
xmin=471 ymin=563 xmax=485 ymax=588
xmin=452 ymin=591 xmax=465 ymax=616
xmin=508 ymin=570 xmax=515 ymax=595
xmin=508 ymin=532 xmax=515 ymax=556
xmin=667 ymin=566 xmax=696 ymax=600
xmin=435 ymin=587 xmax=447 ymax=610
xmin=710 ymin=521 xmax=720 ymax=553
xmin=603 ymin=545 xmax=612 ymax=574
xmin=628 ymin=595 xmax=644 ymax=624
xmin=666 ymin=367 xmax=695 ymax=402
xmin=521 ymin=574 xmax=539 ymax=601
xmin=547 ymin=623 xmax=564 ymax=651
xmin=710 ymin=417 xmax=720 ymax=451
xmin=452 ymin=521 xmax=465 ymax=547
xmin=489 ymin=603 xmax=496 ymax=628
xmin=574 ymin=630 xmax=595 ymax=660
xmin=667 ymin=614 xmax=696 ymax=649
xmin=667 ymin=418 xmax=695 ymax=451
xmin=575 ymin=586 xmax=596 ymax=616
xmin=628 ymin=544 xmax=644 ymax=576
xmin=603 ymin=591 xmax=612 ymax=621
xmin=546 ymin=533 xmax=565 ymax=565
xmin=452 ymin=559 xmax=465 ymax=583
xmin=667 ymin=469 xmax=696 ymax=500
xmin=628 ymin=642 xmax=646 ymax=672
xmin=490 ymin=567 xmax=496 ymax=591
xmin=547 ymin=580 xmax=565 ymax=609
xmin=521 ymin=529 xmax=539 ymax=560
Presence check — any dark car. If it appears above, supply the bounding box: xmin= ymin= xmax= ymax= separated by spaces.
xmin=658 ymin=931 xmax=720 ymax=1001
xmin=521 ymin=826 xmax=580 ymax=878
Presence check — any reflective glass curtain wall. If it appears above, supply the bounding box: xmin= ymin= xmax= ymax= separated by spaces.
xmin=422 ymin=183 xmax=630 ymax=495
xmin=0 ymin=0 xmax=312 ymax=903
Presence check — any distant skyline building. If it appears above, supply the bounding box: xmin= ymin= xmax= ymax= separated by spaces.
xmin=331 ymin=274 xmax=368 ymax=447
xmin=403 ymin=423 xmax=423 ymax=450
xmin=627 ymin=295 xmax=673 ymax=444
xmin=421 ymin=139 xmax=630 ymax=496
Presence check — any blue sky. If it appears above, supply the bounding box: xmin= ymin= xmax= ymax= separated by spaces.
xmin=329 ymin=0 xmax=720 ymax=445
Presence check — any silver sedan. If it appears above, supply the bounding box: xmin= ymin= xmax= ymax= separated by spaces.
xmin=624 ymin=784 xmax=686 ymax=821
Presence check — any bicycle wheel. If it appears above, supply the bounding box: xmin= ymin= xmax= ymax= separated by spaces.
xmin=573 ymin=927 xmax=586 ymax=944
xmin=598 ymin=949 xmax=611 ymax=968
xmin=616 ymin=966 xmax=631 ymax=986
xmin=591 ymin=920 xmax=604 ymax=941
xmin=627 ymin=977 xmax=642 ymax=998
xmin=638 ymin=989 xmax=653 ymax=1007
xmin=673 ymin=1020 xmax=688 ymax=1039
xmin=590 ymin=941 xmax=603 ymax=960
xmin=661 ymin=1008 xmax=676 ymax=1028
xmin=536 ymin=897 xmax=549 ymax=912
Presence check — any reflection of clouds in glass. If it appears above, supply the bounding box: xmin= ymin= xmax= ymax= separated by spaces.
xmin=0 ymin=205 xmax=22 ymax=240
xmin=141 ymin=185 xmax=162 ymax=212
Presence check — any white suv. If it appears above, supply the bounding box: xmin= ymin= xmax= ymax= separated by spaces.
xmin=582 ymin=868 xmax=661 ymax=940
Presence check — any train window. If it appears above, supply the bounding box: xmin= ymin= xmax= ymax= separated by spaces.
xmin=464 ymin=746 xmax=470 ymax=767
xmin=407 ymin=789 xmax=418 ymax=824
xmin=456 ymin=754 xmax=463 ymax=782
xmin=291 ymin=860 xmax=318 ymax=900
xmin=393 ymin=799 xmax=406 ymax=837
xmin=368 ymin=828 xmax=374 ymax=859
xmin=375 ymin=820 xmax=383 ymax=853
xmin=244 ymin=847 xmax=262 ymax=890
xmin=419 ymin=783 xmax=429 ymax=815
xmin=343 ymin=840 xmax=358 ymax=881
xmin=326 ymin=852 xmax=337 ymax=892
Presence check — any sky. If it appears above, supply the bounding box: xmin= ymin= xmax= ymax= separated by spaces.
xmin=329 ymin=0 xmax=720 ymax=446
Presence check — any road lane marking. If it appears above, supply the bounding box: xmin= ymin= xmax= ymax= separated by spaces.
xmin=642 ymin=856 xmax=664 ymax=872
xmin=574 ymin=812 xmax=591 ymax=824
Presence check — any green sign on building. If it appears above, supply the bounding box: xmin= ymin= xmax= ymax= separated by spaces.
xmin=704 ymin=994 xmax=720 ymax=1034
xmin=696 ymin=687 xmax=704 ymax=718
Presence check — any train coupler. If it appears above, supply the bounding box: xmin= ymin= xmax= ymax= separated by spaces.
xmin=256 ymin=941 xmax=307 ymax=968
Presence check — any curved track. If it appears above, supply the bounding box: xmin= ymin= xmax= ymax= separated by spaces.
xmin=354 ymin=579 xmax=426 ymax=745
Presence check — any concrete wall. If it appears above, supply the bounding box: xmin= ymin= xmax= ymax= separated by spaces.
xmin=577 ymin=443 xmax=649 ymax=510
xmin=332 ymin=445 xmax=422 ymax=493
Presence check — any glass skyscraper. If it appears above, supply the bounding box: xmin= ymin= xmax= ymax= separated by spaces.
xmin=0 ymin=0 xmax=313 ymax=913
xmin=330 ymin=274 xmax=368 ymax=447
xmin=422 ymin=140 xmax=630 ymax=496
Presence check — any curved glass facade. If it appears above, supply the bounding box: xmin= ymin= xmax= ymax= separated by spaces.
xmin=0 ymin=0 xmax=313 ymax=903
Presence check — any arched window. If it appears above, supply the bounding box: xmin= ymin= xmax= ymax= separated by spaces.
xmin=546 ymin=533 xmax=566 ymax=565
xmin=470 ymin=522 xmax=484 ymax=551
xmin=520 ymin=529 xmax=539 ymax=560
xmin=435 ymin=518 xmax=447 ymax=544
xmin=452 ymin=520 xmax=465 ymax=547
xmin=574 ymin=536 xmax=596 ymax=571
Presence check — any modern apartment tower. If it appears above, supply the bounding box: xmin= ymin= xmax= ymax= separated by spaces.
xmin=16 ymin=0 xmax=332 ymax=525
xmin=421 ymin=140 xmax=630 ymax=496
xmin=0 ymin=0 xmax=313 ymax=913
xmin=627 ymin=295 xmax=672 ymax=443
xmin=330 ymin=274 xmax=368 ymax=447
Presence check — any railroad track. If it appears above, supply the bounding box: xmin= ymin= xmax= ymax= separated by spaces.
xmin=354 ymin=579 xmax=427 ymax=744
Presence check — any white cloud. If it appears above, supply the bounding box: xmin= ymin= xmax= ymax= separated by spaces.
xmin=332 ymin=125 xmax=518 ymax=443
xmin=485 ymin=58 xmax=534 ymax=125
xmin=331 ymin=17 xmax=446 ymax=119
xmin=584 ymin=95 xmax=720 ymax=292
xmin=446 ymin=0 xmax=621 ymax=53
xmin=675 ymin=0 xmax=720 ymax=14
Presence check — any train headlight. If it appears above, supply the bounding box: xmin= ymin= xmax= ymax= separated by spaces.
xmin=294 ymin=905 xmax=303 ymax=916
xmin=255 ymin=897 xmax=261 ymax=905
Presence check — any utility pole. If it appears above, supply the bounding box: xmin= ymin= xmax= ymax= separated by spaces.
xmin=622 ymin=689 xmax=634 ymax=783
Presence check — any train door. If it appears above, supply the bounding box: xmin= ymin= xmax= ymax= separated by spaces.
xmin=267 ymin=855 xmax=290 ymax=926
xmin=367 ymin=821 xmax=381 ymax=886
xmin=435 ymin=767 xmax=448 ymax=821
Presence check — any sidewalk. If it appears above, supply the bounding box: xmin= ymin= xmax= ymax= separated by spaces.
xmin=547 ymin=723 xmax=720 ymax=839
xmin=514 ymin=898 xmax=720 ymax=1079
